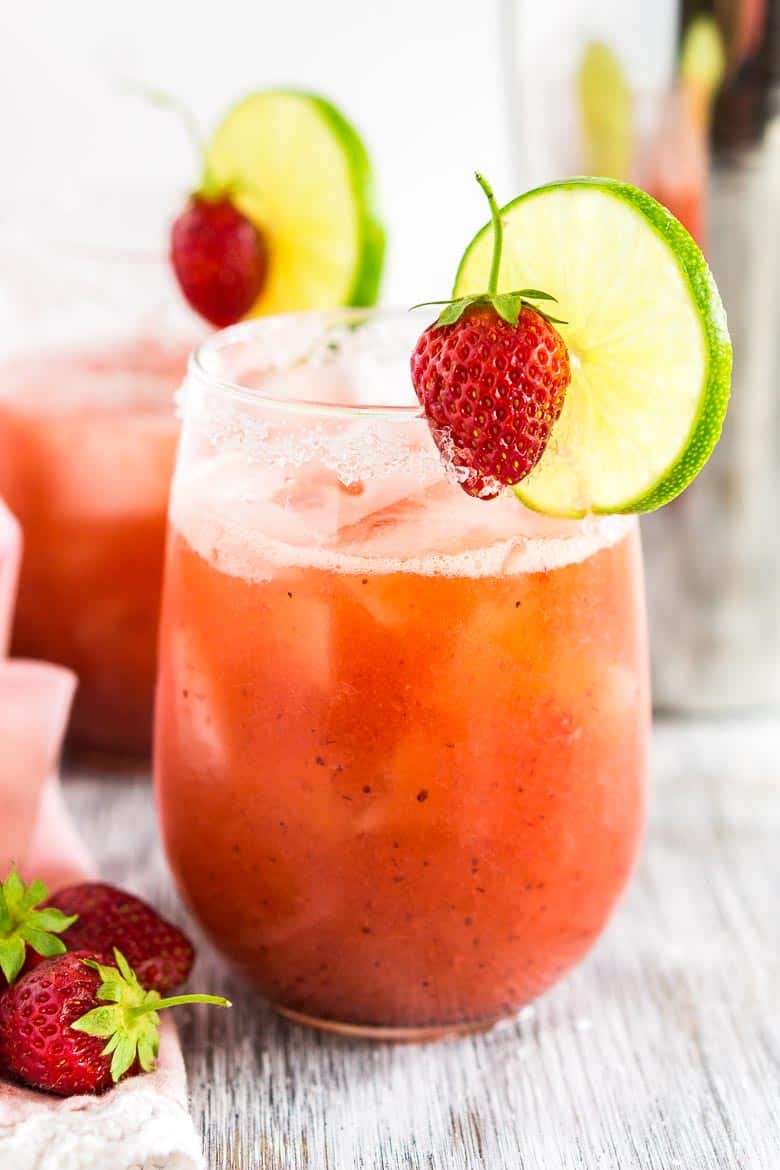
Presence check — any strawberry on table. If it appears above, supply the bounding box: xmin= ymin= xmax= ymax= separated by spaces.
xmin=0 ymin=868 xmax=77 ymax=989
xmin=411 ymin=174 xmax=571 ymax=500
xmin=0 ymin=948 xmax=229 ymax=1096
xmin=40 ymin=882 xmax=195 ymax=994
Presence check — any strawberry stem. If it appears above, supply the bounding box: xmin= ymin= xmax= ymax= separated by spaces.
xmin=475 ymin=173 xmax=503 ymax=296
xmin=411 ymin=174 xmax=563 ymax=331
xmin=118 ymin=81 xmax=224 ymax=195
xmin=120 ymin=82 xmax=205 ymax=157
xmin=130 ymin=993 xmax=231 ymax=1018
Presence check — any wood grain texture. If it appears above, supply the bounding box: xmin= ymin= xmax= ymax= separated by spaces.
xmin=64 ymin=716 xmax=780 ymax=1170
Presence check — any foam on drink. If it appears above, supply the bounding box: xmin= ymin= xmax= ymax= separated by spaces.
xmin=170 ymin=451 xmax=633 ymax=582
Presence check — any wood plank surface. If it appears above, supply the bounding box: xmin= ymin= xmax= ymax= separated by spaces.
xmin=64 ymin=716 xmax=780 ymax=1169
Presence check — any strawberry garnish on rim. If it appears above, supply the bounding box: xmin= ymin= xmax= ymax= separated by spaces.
xmin=410 ymin=173 xmax=571 ymax=499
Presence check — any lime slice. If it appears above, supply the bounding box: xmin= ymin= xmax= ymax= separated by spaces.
xmin=453 ymin=178 xmax=731 ymax=516
xmin=205 ymin=91 xmax=385 ymax=315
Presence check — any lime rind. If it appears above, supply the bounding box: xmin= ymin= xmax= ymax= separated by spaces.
xmin=301 ymin=93 xmax=386 ymax=307
xmin=453 ymin=177 xmax=731 ymax=516
xmin=593 ymin=181 xmax=730 ymax=514
xmin=205 ymin=90 xmax=385 ymax=316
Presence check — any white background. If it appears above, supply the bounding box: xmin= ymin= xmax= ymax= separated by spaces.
xmin=1 ymin=0 xmax=516 ymax=303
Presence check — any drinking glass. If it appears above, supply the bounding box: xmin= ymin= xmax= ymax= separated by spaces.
xmin=154 ymin=310 xmax=650 ymax=1037
xmin=0 ymin=197 xmax=199 ymax=759
xmin=505 ymin=0 xmax=780 ymax=709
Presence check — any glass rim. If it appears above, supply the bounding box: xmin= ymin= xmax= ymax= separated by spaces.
xmin=0 ymin=223 xmax=165 ymax=264
xmin=187 ymin=308 xmax=430 ymax=420
xmin=0 ymin=182 xmax=184 ymax=262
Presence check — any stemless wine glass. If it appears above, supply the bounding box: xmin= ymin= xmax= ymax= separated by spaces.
xmin=0 ymin=195 xmax=200 ymax=760
xmin=155 ymin=310 xmax=650 ymax=1037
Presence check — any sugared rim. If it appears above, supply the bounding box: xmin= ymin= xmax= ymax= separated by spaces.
xmin=187 ymin=308 xmax=430 ymax=419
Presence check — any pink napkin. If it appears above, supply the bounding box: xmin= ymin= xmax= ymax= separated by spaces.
xmin=0 ymin=500 xmax=203 ymax=1170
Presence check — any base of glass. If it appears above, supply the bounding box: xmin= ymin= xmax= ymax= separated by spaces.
xmin=276 ymin=1005 xmax=503 ymax=1042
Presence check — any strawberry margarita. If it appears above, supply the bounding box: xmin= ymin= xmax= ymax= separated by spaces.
xmin=155 ymin=312 xmax=650 ymax=1034
xmin=0 ymin=338 xmax=188 ymax=758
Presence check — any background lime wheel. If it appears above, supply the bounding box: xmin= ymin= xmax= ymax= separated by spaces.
xmin=205 ymin=90 xmax=385 ymax=315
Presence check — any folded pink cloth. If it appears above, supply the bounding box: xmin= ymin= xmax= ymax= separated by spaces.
xmin=0 ymin=661 xmax=79 ymax=879
xmin=0 ymin=501 xmax=203 ymax=1169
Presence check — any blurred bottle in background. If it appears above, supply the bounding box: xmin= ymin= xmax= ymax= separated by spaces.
xmin=505 ymin=0 xmax=780 ymax=711
xmin=0 ymin=191 xmax=198 ymax=761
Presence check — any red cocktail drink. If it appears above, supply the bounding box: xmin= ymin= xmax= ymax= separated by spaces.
xmin=155 ymin=313 xmax=649 ymax=1035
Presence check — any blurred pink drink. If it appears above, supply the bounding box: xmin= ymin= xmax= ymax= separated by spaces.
xmin=0 ymin=338 xmax=188 ymax=759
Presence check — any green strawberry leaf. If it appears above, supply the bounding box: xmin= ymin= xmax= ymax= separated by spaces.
xmin=72 ymin=1004 xmax=123 ymax=1039
xmin=0 ymin=867 xmax=79 ymax=983
xmin=1 ymin=869 xmax=25 ymax=915
xmin=137 ymin=1031 xmax=159 ymax=1073
xmin=491 ymin=292 xmax=524 ymax=327
xmin=110 ymin=1034 xmax=140 ymax=1083
xmin=20 ymin=927 xmax=68 ymax=958
xmin=411 ymin=290 xmax=566 ymax=331
xmin=515 ymin=289 xmax=558 ymax=302
xmin=435 ymin=297 xmax=474 ymax=326
xmin=26 ymin=907 xmax=75 ymax=933
xmin=113 ymin=949 xmax=137 ymax=985
xmin=74 ymin=948 xmax=231 ymax=1084
xmin=0 ymin=937 xmax=26 ymax=985
xmin=20 ymin=879 xmax=49 ymax=912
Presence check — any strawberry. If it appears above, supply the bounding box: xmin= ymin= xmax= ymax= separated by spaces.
xmin=39 ymin=883 xmax=195 ymax=994
xmin=123 ymin=86 xmax=267 ymax=327
xmin=0 ymin=948 xmax=229 ymax=1096
xmin=411 ymin=174 xmax=571 ymax=499
xmin=170 ymin=195 xmax=268 ymax=327
xmin=0 ymin=868 xmax=77 ymax=989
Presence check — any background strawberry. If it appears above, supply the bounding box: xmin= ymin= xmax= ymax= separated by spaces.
xmin=411 ymin=173 xmax=570 ymax=499
xmin=170 ymin=195 xmax=268 ymax=327
xmin=40 ymin=883 xmax=194 ymax=993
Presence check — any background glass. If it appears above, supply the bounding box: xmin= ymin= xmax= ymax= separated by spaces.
xmin=505 ymin=0 xmax=780 ymax=710
xmin=0 ymin=193 xmax=198 ymax=759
